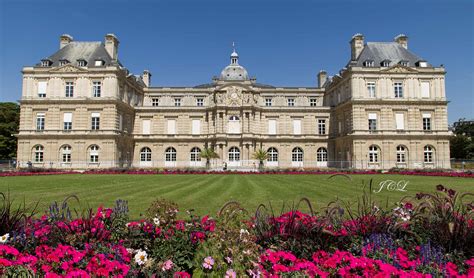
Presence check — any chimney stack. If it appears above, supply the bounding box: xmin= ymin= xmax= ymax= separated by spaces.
xmin=60 ymin=34 xmax=73 ymax=49
xmin=394 ymin=34 xmax=408 ymax=49
xmin=104 ymin=33 xmax=119 ymax=60
xmin=317 ymin=70 xmax=327 ymax=88
xmin=350 ymin=33 xmax=364 ymax=60
xmin=142 ymin=70 xmax=152 ymax=87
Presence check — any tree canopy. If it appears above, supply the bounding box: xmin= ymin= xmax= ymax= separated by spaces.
xmin=0 ymin=102 xmax=20 ymax=160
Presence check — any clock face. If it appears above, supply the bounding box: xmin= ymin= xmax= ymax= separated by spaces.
xmin=231 ymin=92 xmax=238 ymax=99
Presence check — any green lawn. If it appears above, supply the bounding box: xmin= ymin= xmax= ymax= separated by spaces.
xmin=0 ymin=174 xmax=472 ymax=218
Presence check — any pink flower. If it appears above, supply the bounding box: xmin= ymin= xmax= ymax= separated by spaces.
xmin=202 ymin=256 xmax=215 ymax=269
xmin=225 ymin=269 xmax=237 ymax=278
xmin=162 ymin=259 xmax=174 ymax=271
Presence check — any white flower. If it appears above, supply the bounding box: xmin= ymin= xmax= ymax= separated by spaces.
xmin=0 ymin=233 xmax=9 ymax=243
xmin=134 ymin=250 xmax=148 ymax=265
xmin=153 ymin=217 xmax=160 ymax=226
xmin=126 ymin=248 xmax=135 ymax=254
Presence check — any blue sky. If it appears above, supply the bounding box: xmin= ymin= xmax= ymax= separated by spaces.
xmin=0 ymin=0 xmax=472 ymax=123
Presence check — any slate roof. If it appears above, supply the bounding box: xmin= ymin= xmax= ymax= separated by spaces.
xmin=36 ymin=42 xmax=121 ymax=67
xmin=350 ymin=42 xmax=430 ymax=67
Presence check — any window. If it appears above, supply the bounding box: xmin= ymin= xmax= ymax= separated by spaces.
xmin=421 ymin=82 xmax=430 ymax=98
xmin=165 ymin=147 xmax=177 ymax=162
xmin=399 ymin=60 xmax=409 ymax=67
xmin=293 ymin=119 xmax=302 ymax=135
xmin=268 ymin=119 xmax=277 ymax=135
xmin=174 ymin=98 xmax=181 ymax=107
xmin=309 ymin=98 xmax=317 ymax=107
xmin=318 ymin=119 xmax=326 ymax=135
xmin=317 ymin=147 xmax=328 ymax=162
xmin=368 ymin=145 xmax=379 ymax=163
xmin=33 ymin=145 xmax=44 ymax=162
xmin=228 ymin=147 xmax=240 ymax=161
xmin=367 ymin=82 xmax=376 ymax=98
xmin=142 ymin=119 xmax=151 ymax=135
xmin=287 ymin=98 xmax=295 ymax=107
xmin=77 ymin=60 xmax=87 ymax=67
xmin=190 ymin=147 xmax=201 ymax=161
xmin=192 ymin=119 xmax=201 ymax=135
xmin=228 ymin=116 xmax=240 ymax=134
xmin=61 ymin=145 xmax=72 ymax=163
xmin=91 ymin=112 xmax=100 ymax=130
xmin=394 ymin=82 xmax=403 ymax=98
xmin=59 ymin=59 xmax=69 ymax=66
xmin=152 ymin=98 xmax=160 ymax=107
xmin=63 ymin=112 xmax=72 ymax=130
xmin=265 ymin=98 xmax=272 ymax=107
xmin=381 ymin=60 xmax=391 ymax=67
xmin=92 ymin=81 xmax=101 ymax=97
xmin=167 ymin=119 xmax=176 ymax=134
xmin=95 ymin=60 xmax=104 ymax=66
xmin=363 ymin=60 xmax=374 ymax=67
xmin=89 ymin=145 xmax=99 ymax=163
xmin=396 ymin=145 xmax=407 ymax=163
xmin=424 ymin=145 xmax=434 ymax=163
xmin=395 ymin=113 xmax=404 ymax=130
xmin=140 ymin=147 xmax=152 ymax=162
xmin=65 ymin=82 xmax=74 ymax=97
xmin=37 ymin=81 xmax=47 ymax=98
xmin=292 ymin=147 xmax=303 ymax=162
xmin=422 ymin=113 xmax=432 ymax=131
xmin=267 ymin=147 xmax=278 ymax=162
xmin=368 ymin=113 xmax=377 ymax=131
xmin=41 ymin=60 xmax=51 ymax=67
xmin=36 ymin=113 xmax=45 ymax=131
xmin=196 ymin=98 xmax=204 ymax=107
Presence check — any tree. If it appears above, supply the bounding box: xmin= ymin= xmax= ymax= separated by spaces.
xmin=200 ymin=147 xmax=219 ymax=169
xmin=0 ymin=102 xmax=20 ymax=160
xmin=252 ymin=149 xmax=268 ymax=171
xmin=450 ymin=118 xmax=474 ymax=159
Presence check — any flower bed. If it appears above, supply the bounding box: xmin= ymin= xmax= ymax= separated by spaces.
xmin=0 ymin=186 xmax=473 ymax=277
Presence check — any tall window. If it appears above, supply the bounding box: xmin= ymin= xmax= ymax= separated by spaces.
xmin=63 ymin=112 xmax=72 ymax=130
xmin=152 ymin=98 xmax=160 ymax=107
xmin=33 ymin=145 xmax=44 ymax=162
xmin=37 ymin=81 xmax=47 ymax=98
xmin=228 ymin=147 xmax=240 ymax=161
xmin=89 ymin=145 xmax=99 ymax=163
xmin=61 ymin=145 xmax=72 ymax=163
xmin=318 ymin=119 xmax=326 ymax=135
xmin=422 ymin=113 xmax=432 ymax=131
xmin=292 ymin=147 xmax=303 ymax=162
xmin=292 ymin=119 xmax=302 ymax=135
xmin=190 ymin=147 xmax=201 ymax=161
xmin=368 ymin=145 xmax=379 ymax=163
xmin=368 ymin=113 xmax=377 ymax=131
xmin=92 ymin=81 xmax=101 ymax=97
xmin=267 ymin=147 xmax=278 ymax=162
xmin=309 ymin=98 xmax=317 ymax=106
xmin=268 ymin=119 xmax=277 ymax=135
xmin=287 ymin=98 xmax=295 ymax=107
xmin=317 ymin=147 xmax=328 ymax=162
xmin=394 ymin=82 xmax=403 ymax=98
xmin=36 ymin=113 xmax=45 ymax=131
xmin=228 ymin=116 xmax=240 ymax=134
xmin=165 ymin=147 xmax=177 ymax=162
xmin=140 ymin=147 xmax=152 ymax=162
xmin=174 ymin=98 xmax=181 ymax=107
xmin=424 ymin=145 xmax=434 ymax=163
xmin=265 ymin=98 xmax=272 ymax=107
xmin=367 ymin=82 xmax=376 ymax=98
xmin=396 ymin=145 xmax=407 ymax=163
xmin=65 ymin=82 xmax=74 ymax=97
xmin=91 ymin=113 xmax=100 ymax=130
xmin=196 ymin=98 xmax=204 ymax=107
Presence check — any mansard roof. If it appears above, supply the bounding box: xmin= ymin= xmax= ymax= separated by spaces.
xmin=350 ymin=42 xmax=430 ymax=67
xmin=36 ymin=42 xmax=121 ymax=67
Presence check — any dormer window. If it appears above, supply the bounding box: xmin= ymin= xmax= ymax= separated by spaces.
xmin=95 ymin=60 xmax=105 ymax=66
xmin=77 ymin=59 xmax=87 ymax=67
xmin=59 ymin=59 xmax=69 ymax=66
xmin=363 ymin=60 xmax=374 ymax=67
xmin=41 ymin=59 xmax=52 ymax=67
xmin=399 ymin=60 xmax=409 ymax=67
xmin=381 ymin=60 xmax=391 ymax=67
xmin=416 ymin=60 xmax=428 ymax=67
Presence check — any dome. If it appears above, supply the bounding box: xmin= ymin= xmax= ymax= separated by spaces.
xmin=220 ymin=64 xmax=249 ymax=81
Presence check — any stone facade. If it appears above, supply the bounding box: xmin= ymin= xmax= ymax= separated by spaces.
xmin=16 ymin=33 xmax=451 ymax=170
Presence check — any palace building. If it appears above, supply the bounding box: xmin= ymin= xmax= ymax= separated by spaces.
xmin=16 ymin=33 xmax=451 ymax=170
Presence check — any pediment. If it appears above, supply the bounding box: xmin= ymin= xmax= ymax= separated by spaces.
xmin=381 ymin=64 xmax=418 ymax=73
xmin=49 ymin=64 xmax=88 ymax=73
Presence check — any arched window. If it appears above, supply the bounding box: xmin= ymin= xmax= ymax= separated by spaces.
xmin=292 ymin=147 xmax=303 ymax=162
xmin=61 ymin=145 xmax=72 ymax=163
xmin=228 ymin=147 xmax=240 ymax=161
xmin=396 ymin=145 xmax=407 ymax=163
xmin=424 ymin=145 xmax=434 ymax=163
xmin=89 ymin=145 xmax=99 ymax=163
xmin=229 ymin=115 xmax=240 ymax=121
xmin=140 ymin=147 xmax=152 ymax=162
xmin=165 ymin=147 xmax=177 ymax=162
xmin=368 ymin=145 xmax=379 ymax=163
xmin=267 ymin=147 xmax=278 ymax=162
xmin=317 ymin=147 xmax=328 ymax=162
xmin=33 ymin=145 xmax=44 ymax=162
xmin=190 ymin=147 xmax=201 ymax=161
